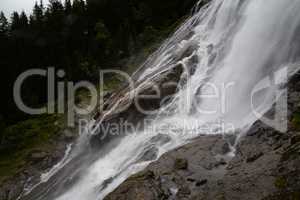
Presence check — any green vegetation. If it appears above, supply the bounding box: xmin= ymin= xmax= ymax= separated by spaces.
xmin=0 ymin=0 xmax=198 ymax=127
xmin=274 ymin=177 xmax=287 ymax=189
xmin=291 ymin=113 xmax=300 ymax=130
xmin=0 ymin=114 xmax=63 ymax=183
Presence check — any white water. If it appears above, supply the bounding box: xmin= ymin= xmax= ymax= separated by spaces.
xmin=22 ymin=0 xmax=300 ymax=199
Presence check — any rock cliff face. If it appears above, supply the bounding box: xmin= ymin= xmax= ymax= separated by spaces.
xmin=104 ymin=74 xmax=300 ymax=200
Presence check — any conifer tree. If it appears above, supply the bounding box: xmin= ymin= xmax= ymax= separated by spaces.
xmin=0 ymin=12 xmax=8 ymax=35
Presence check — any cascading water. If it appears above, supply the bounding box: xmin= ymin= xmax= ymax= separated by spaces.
xmin=21 ymin=0 xmax=300 ymax=199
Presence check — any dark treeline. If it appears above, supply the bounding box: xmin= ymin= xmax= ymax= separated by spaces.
xmin=0 ymin=0 xmax=198 ymax=127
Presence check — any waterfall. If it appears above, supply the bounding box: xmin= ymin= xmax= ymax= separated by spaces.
xmin=21 ymin=0 xmax=300 ymax=199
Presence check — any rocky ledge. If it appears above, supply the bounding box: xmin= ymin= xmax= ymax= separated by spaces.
xmin=5 ymin=119 xmax=297 ymax=200
xmin=105 ymin=74 xmax=300 ymax=200
xmin=104 ymin=129 xmax=300 ymax=200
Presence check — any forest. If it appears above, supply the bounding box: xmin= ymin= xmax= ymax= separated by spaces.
xmin=0 ymin=0 xmax=198 ymax=128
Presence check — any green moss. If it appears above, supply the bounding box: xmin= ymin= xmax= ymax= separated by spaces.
xmin=102 ymin=75 xmax=123 ymax=91
xmin=0 ymin=114 xmax=63 ymax=183
xmin=274 ymin=177 xmax=287 ymax=189
xmin=292 ymin=113 xmax=300 ymax=130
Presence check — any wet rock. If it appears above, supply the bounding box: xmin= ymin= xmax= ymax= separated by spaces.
xmin=174 ymin=158 xmax=188 ymax=170
xmin=92 ymin=60 xmax=184 ymax=145
xmin=150 ymin=134 xmax=171 ymax=145
xmin=177 ymin=44 xmax=198 ymax=61
xmin=140 ymin=146 xmax=159 ymax=162
xmin=101 ymin=177 xmax=114 ymax=191
xmin=246 ymin=121 xmax=265 ymax=136
xmin=224 ymin=133 xmax=237 ymax=146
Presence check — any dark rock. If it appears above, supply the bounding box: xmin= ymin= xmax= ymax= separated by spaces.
xmin=290 ymin=134 xmax=300 ymax=145
xmin=246 ymin=152 xmax=264 ymax=163
xmin=101 ymin=177 xmax=114 ymax=190
xmin=214 ymin=158 xmax=227 ymax=167
xmin=106 ymin=127 xmax=299 ymax=200
xmin=195 ymin=179 xmax=208 ymax=187
xmin=103 ymin=91 xmax=112 ymax=99
xmin=187 ymin=178 xmax=196 ymax=182
xmin=174 ymin=158 xmax=188 ymax=170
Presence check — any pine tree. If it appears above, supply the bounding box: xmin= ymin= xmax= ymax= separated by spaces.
xmin=19 ymin=11 xmax=29 ymax=28
xmin=46 ymin=0 xmax=64 ymax=31
xmin=30 ymin=0 xmax=44 ymax=29
xmin=64 ymin=0 xmax=72 ymax=14
xmin=32 ymin=1 xmax=44 ymax=21
xmin=0 ymin=12 xmax=8 ymax=35
xmin=72 ymin=0 xmax=85 ymax=15
xmin=10 ymin=12 xmax=20 ymax=31
xmin=48 ymin=0 xmax=64 ymax=14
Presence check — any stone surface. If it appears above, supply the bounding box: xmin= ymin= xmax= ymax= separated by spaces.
xmin=0 ymin=128 xmax=74 ymax=200
xmin=105 ymin=126 xmax=300 ymax=200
